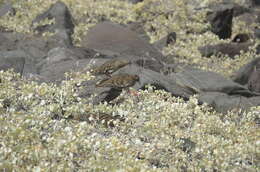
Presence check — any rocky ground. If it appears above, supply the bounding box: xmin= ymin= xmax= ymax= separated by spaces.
xmin=0 ymin=0 xmax=259 ymax=171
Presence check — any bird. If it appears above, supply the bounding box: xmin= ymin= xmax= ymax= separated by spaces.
xmin=166 ymin=32 xmax=177 ymax=45
xmin=72 ymin=112 xmax=125 ymax=128
xmin=91 ymin=59 xmax=130 ymax=77
xmin=96 ymin=74 xmax=140 ymax=90
xmin=232 ymin=33 xmax=251 ymax=43
xmin=94 ymin=113 xmax=125 ymax=128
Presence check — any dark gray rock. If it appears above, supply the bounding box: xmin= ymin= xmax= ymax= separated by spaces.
xmin=38 ymin=45 xmax=173 ymax=84
xmin=153 ymin=32 xmax=176 ymax=51
xmin=121 ymin=65 xmax=195 ymax=99
xmin=0 ymin=32 xmax=17 ymax=51
xmin=78 ymin=62 xmax=195 ymax=104
xmin=207 ymin=2 xmax=251 ymax=17
xmin=250 ymin=0 xmax=260 ymax=6
xmin=133 ymin=58 xmax=165 ymax=73
xmin=78 ymin=62 xmax=260 ymax=111
xmin=81 ymin=21 xmax=165 ymax=64
xmin=16 ymin=34 xmax=76 ymax=76
xmin=0 ymin=50 xmax=26 ymax=75
xmin=0 ymin=31 xmax=25 ymax=51
xmin=127 ymin=22 xmax=150 ymax=43
xmin=232 ymin=33 xmax=251 ymax=43
xmin=46 ymin=29 xmax=73 ymax=47
xmin=248 ymin=62 xmax=260 ymax=92
xmin=199 ymin=92 xmax=260 ymax=113
xmin=44 ymin=47 xmax=95 ymax=64
xmin=173 ymin=68 xmax=258 ymax=97
xmin=78 ymin=62 xmax=259 ymax=106
xmin=0 ymin=49 xmax=40 ymax=77
xmin=32 ymin=1 xmax=74 ymax=34
xmin=31 ymin=1 xmax=74 ymax=47
xmin=198 ymin=42 xmax=253 ymax=58
xmin=39 ymin=59 xmax=91 ymax=83
xmin=127 ymin=0 xmax=144 ymax=4
xmin=38 ymin=47 xmax=110 ymax=83
xmin=0 ymin=28 xmax=72 ymax=60
xmin=207 ymin=8 xmax=233 ymax=39
xmin=248 ymin=96 xmax=260 ymax=106
xmin=232 ymin=57 xmax=260 ymax=85
xmin=17 ymin=36 xmax=50 ymax=61
xmin=0 ymin=31 xmax=65 ymax=78
xmin=26 ymin=44 xmax=260 ymax=112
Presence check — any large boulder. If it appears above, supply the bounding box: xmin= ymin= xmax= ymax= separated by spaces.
xmin=41 ymin=47 xmax=104 ymax=65
xmin=0 ymin=31 xmax=25 ymax=51
xmin=198 ymin=42 xmax=253 ymax=58
xmin=81 ymin=21 xmax=165 ymax=64
xmin=78 ymin=63 xmax=195 ymax=104
xmin=198 ymin=92 xmax=260 ymax=113
xmin=32 ymin=1 xmax=74 ymax=47
xmin=32 ymin=1 xmax=74 ymax=35
xmin=36 ymin=45 xmax=171 ymax=84
xmin=207 ymin=2 xmax=251 ymax=17
xmin=207 ymin=7 xmax=233 ymax=39
xmin=152 ymin=32 xmax=177 ymax=51
xmin=0 ymin=50 xmax=27 ymax=75
xmin=78 ymin=62 xmax=260 ymax=113
xmin=172 ymin=68 xmax=256 ymax=96
xmin=17 ymin=36 xmax=52 ymax=61
xmin=232 ymin=57 xmax=260 ymax=85
xmin=248 ymin=62 xmax=260 ymax=93
xmin=38 ymin=47 xmax=109 ymax=83
xmin=39 ymin=59 xmax=92 ymax=83
xmin=127 ymin=22 xmax=150 ymax=43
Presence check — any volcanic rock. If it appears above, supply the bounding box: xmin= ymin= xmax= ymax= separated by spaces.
xmin=207 ymin=8 xmax=233 ymax=39
xmin=81 ymin=21 xmax=165 ymax=64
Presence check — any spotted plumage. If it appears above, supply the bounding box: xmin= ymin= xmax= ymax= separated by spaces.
xmin=96 ymin=74 xmax=139 ymax=89
xmin=71 ymin=113 xmax=124 ymax=128
xmin=91 ymin=59 xmax=130 ymax=76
